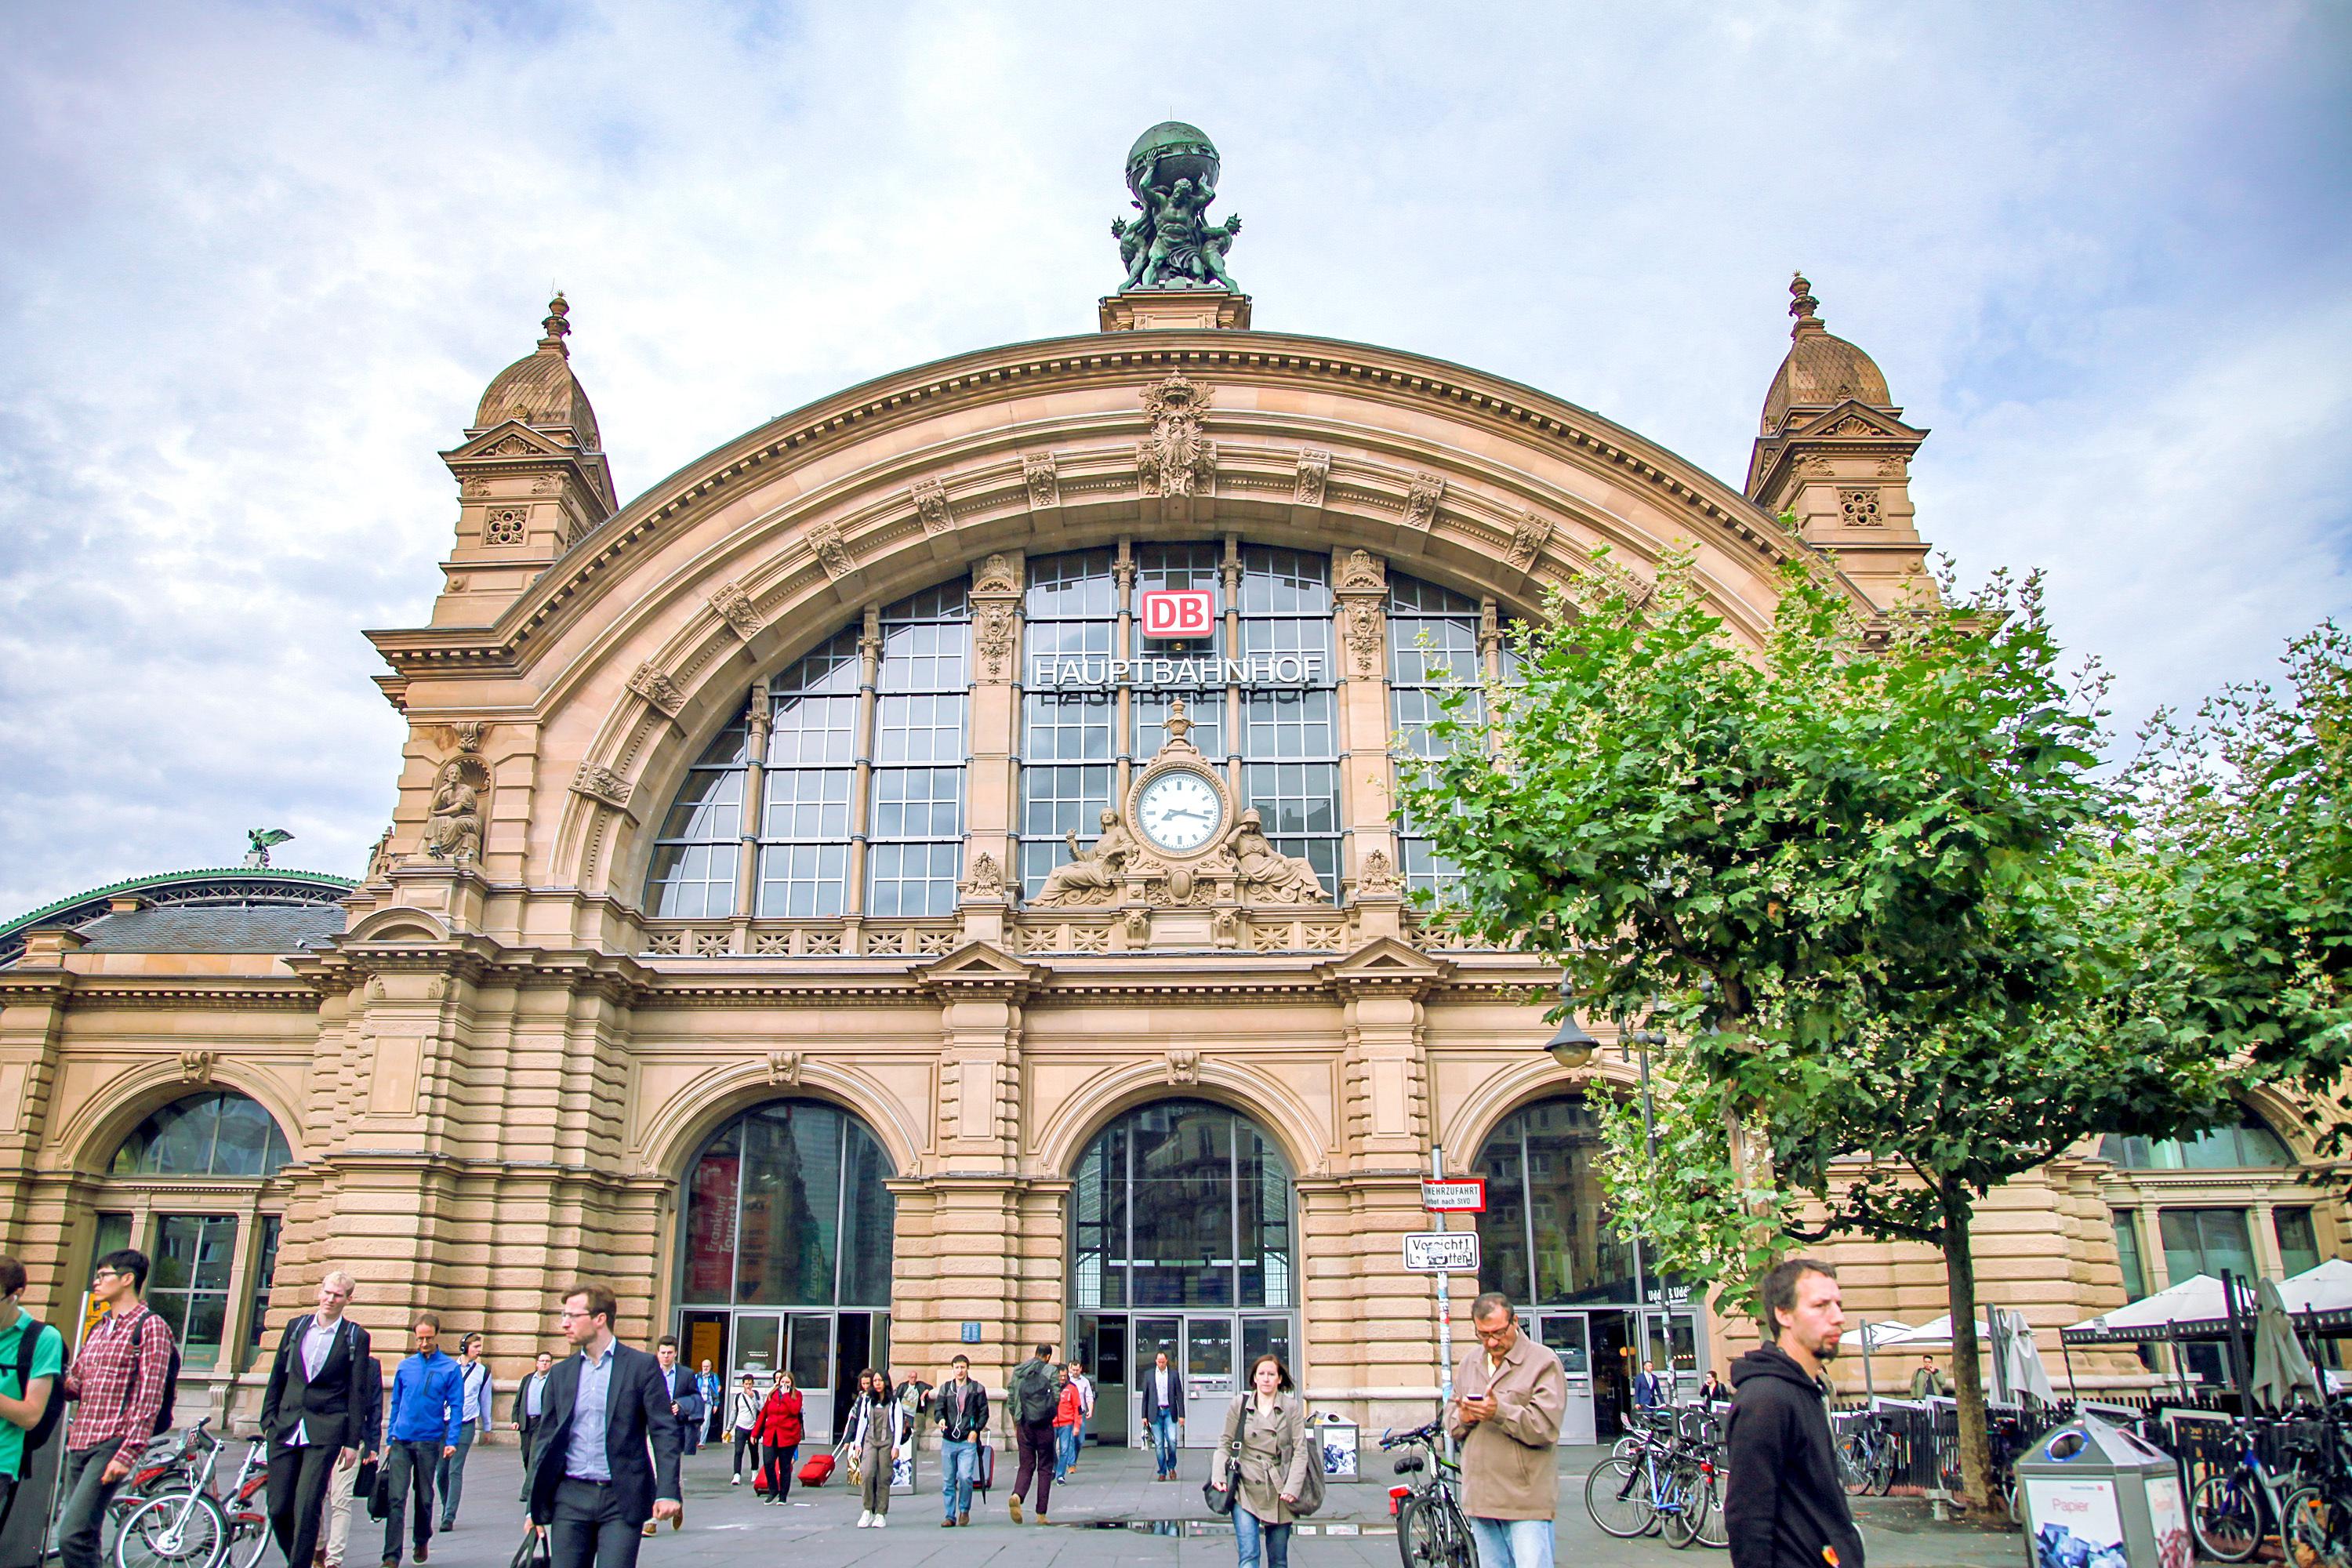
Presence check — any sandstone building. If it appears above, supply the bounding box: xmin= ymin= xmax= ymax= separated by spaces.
xmin=2 ymin=126 xmax=2341 ymax=1448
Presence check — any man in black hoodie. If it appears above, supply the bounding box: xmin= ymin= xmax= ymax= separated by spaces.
xmin=1724 ymin=1258 xmax=1865 ymax=1568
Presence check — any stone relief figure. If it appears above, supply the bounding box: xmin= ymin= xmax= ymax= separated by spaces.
xmin=1030 ymin=809 xmax=1137 ymax=907
xmin=421 ymin=757 xmax=485 ymax=862
xmin=1228 ymin=809 xmax=1328 ymax=903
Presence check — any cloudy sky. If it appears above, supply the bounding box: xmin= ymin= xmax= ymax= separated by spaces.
xmin=2 ymin=1 xmax=2347 ymax=916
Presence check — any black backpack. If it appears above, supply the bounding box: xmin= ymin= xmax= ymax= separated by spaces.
xmin=10 ymin=1316 xmax=68 ymax=1455
xmin=127 ymin=1315 xmax=182 ymax=1437
xmin=1011 ymin=1360 xmax=1056 ymax=1425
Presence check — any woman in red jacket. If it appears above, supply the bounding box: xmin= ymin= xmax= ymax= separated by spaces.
xmin=755 ymin=1370 xmax=805 ymax=1504
xmin=1053 ymin=1364 xmax=1084 ymax=1483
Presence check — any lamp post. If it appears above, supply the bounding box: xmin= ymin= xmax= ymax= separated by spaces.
xmin=1623 ymin=1022 xmax=1668 ymax=1386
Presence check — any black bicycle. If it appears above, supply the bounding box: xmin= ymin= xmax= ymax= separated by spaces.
xmin=1381 ymin=1422 xmax=1474 ymax=1568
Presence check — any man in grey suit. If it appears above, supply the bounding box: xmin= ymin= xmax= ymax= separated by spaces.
xmin=524 ymin=1285 xmax=681 ymax=1568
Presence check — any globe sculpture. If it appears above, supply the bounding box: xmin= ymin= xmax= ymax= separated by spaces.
xmin=1113 ymin=121 xmax=1242 ymax=292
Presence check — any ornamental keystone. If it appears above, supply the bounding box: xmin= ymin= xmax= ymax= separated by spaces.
xmin=708 ymin=582 xmax=763 ymax=640
xmin=571 ymin=763 xmax=633 ymax=809
xmin=626 ymin=661 xmax=684 ymax=716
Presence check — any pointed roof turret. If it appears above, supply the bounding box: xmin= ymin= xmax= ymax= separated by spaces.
xmin=1760 ymin=271 xmax=1891 ymax=434
xmin=471 ymin=292 xmax=604 ymax=452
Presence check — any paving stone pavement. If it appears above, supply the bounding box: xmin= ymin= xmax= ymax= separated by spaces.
xmin=395 ymin=1436 xmax=2024 ymax=1568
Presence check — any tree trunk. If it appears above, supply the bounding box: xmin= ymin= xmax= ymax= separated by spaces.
xmin=1936 ymin=1174 xmax=1995 ymax=1512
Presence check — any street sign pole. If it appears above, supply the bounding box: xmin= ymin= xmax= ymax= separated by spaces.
xmin=1431 ymin=1145 xmax=1455 ymax=1461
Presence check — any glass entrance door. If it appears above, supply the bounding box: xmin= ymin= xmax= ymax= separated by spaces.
xmin=1127 ymin=1314 xmax=1276 ymax=1448
xmin=1539 ymin=1314 xmax=1596 ymax=1444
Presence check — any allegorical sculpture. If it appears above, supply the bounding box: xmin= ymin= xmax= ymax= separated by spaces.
xmin=242 ymin=828 xmax=292 ymax=869
xmin=422 ymin=757 xmax=484 ymax=862
xmin=1112 ymin=121 xmax=1241 ymax=292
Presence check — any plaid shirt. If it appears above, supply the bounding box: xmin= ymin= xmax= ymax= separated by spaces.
xmin=64 ymin=1302 xmax=176 ymax=1465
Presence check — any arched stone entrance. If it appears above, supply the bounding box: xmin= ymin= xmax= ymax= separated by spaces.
xmin=673 ymin=1098 xmax=896 ymax=1441
xmin=1067 ymin=1097 xmax=1297 ymax=1450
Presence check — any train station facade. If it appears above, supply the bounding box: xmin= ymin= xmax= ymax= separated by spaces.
xmin=2 ymin=130 xmax=2343 ymax=1444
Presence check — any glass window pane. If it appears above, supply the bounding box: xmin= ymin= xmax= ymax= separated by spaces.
xmin=735 ymin=1104 xmax=842 ymax=1307
xmin=2277 ymin=1208 xmax=2321 ymax=1278
xmin=244 ymin=1214 xmax=279 ymax=1350
xmin=787 ymin=1314 xmax=832 ymax=1392
xmin=114 ymin=1094 xmax=289 ymax=1178
xmin=837 ymin=1122 xmax=897 ymax=1308
xmin=1077 ymin=1101 xmax=1292 ymax=1314
xmin=732 ymin=1316 xmax=780 ymax=1378
xmin=2161 ymin=1207 xmax=2256 ymax=1284
xmin=2112 ymin=1210 xmax=2148 ymax=1301
xmin=683 ymin=1125 xmax=742 ymax=1304
xmin=1474 ymin=1096 xmax=1636 ymax=1308
xmin=1187 ymin=1317 xmax=1233 ymax=1384
xmin=1242 ymin=1318 xmax=1292 ymax=1380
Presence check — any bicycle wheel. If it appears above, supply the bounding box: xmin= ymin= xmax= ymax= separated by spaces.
xmin=1696 ymin=1471 xmax=1730 ymax=1549
xmin=223 ymin=1507 xmax=268 ymax=1568
xmin=1585 ymin=1457 xmax=1658 ymax=1539
xmin=1398 ymin=1493 xmax=1461 ymax=1568
xmin=115 ymin=1492 xmax=227 ymax=1568
xmin=1431 ymin=1496 xmax=1478 ymax=1568
xmin=2190 ymin=1472 xmax=2263 ymax=1563
xmin=1868 ymin=1438 xmax=1896 ymax=1497
xmin=2284 ymin=1486 xmax=2352 ymax=1568
xmin=1660 ymin=1461 xmax=1704 ymax=1549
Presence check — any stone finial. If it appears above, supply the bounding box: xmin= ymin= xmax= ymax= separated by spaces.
xmin=539 ymin=292 xmax=572 ymax=357
xmin=1788 ymin=272 xmax=1823 ymax=339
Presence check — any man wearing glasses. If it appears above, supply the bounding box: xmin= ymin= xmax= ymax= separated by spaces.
xmin=524 ymin=1283 xmax=681 ymax=1568
xmin=57 ymin=1251 xmax=176 ymax=1568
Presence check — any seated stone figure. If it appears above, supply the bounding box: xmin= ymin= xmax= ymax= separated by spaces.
xmin=1228 ymin=810 xmax=1327 ymax=903
xmin=1031 ymin=810 xmax=1135 ymax=906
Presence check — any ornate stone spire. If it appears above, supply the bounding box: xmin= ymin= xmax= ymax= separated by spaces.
xmin=537 ymin=292 xmax=572 ymax=358
xmin=1788 ymin=271 xmax=1824 ymax=338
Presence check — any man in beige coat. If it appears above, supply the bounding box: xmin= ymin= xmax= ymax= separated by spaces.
xmin=1449 ymin=1292 xmax=1567 ymax=1568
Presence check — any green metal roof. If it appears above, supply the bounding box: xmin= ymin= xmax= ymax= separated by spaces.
xmin=1 ymin=867 xmax=357 ymax=965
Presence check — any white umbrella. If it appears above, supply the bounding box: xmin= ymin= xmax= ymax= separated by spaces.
xmin=1878 ymin=1314 xmax=1995 ymax=1348
xmin=2063 ymin=1273 xmax=2227 ymax=1340
xmin=2281 ymin=1258 xmax=2352 ymax=1316
xmin=1846 ymin=1321 xmax=1912 ymax=1399
xmin=1997 ymin=1308 xmax=2056 ymax=1404
xmin=2251 ymin=1276 xmax=2325 ymax=1414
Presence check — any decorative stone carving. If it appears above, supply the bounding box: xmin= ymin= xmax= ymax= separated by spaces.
xmin=1877 ymin=458 xmax=1905 ymax=478
xmin=1336 ymin=548 xmax=1386 ymax=594
xmin=1344 ymin=600 xmax=1384 ymax=676
xmin=960 ymin=851 xmax=1007 ymax=900
xmin=1211 ymin=909 xmax=1240 ymax=946
xmin=767 ymin=1049 xmax=802 ymax=1087
xmin=808 ymin=520 xmax=854 ymax=579
xmin=179 ymin=1048 xmax=217 ymax=1083
xmin=1403 ymin=471 xmax=1444 ymax=530
xmin=1294 ymin=448 xmax=1330 ymax=506
xmin=453 ymin=720 xmax=486 ymax=754
xmin=1358 ymin=847 xmax=1399 ymax=895
xmin=1138 ymin=374 xmax=1215 ymax=499
xmin=421 ymin=756 xmax=488 ymax=862
xmin=1827 ymin=415 xmax=1880 ymax=436
xmin=913 ymin=478 xmax=952 ymax=535
xmin=709 ymin=582 xmax=763 ymax=640
xmin=1164 ymin=1047 xmax=1200 ymax=1085
xmin=975 ymin=602 xmax=1017 ymax=681
xmin=1506 ymin=510 xmax=1552 ymax=571
xmin=571 ymin=762 xmax=633 ymax=810
xmin=974 ymin=553 xmax=1020 ymax=595
xmin=1029 ymin=810 xmax=1138 ymax=908
xmin=626 ymin=662 xmax=684 ymax=716
xmin=365 ymin=826 xmax=397 ymax=882
xmin=1123 ymin=907 xmax=1150 ymax=944
xmin=488 ymin=434 xmax=533 ymax=456
xmin=484 ymin=507 xmax=528 ymax=546
xmin=1838 ymin=487 xmax=1884 ymax=528
xmin=1022 ymin=453 xmax=1058 ymax=509
xmin=462 ymin=479 xmax=490 ymax=498
xmin=532 ymin=475 xmax=555 ymax=495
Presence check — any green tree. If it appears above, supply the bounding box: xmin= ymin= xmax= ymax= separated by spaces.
xmin=1398 ymin=544 xmax=2223 ymax=1508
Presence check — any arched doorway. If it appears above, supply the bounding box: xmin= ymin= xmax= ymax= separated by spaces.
xmin=674 ymin=1099 xmax=895 ymax=1441
xmin=1471 ymin=1093 xmax=1701 ymax=1443
xmin=1068 ymin=1098 xmax=1297 ymax=1450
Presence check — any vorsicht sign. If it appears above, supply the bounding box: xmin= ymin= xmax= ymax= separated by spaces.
xmin=1401 ymin=1232 xmax=1481 ymax=1273
xmin=1139 ymin=589 xmax=1215 ymax=640
xmin=1028 ymin=652 xmax=1327 ymax=689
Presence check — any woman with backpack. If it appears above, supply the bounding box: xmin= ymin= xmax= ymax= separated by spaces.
xmin=753 ymin=1370 xmax=803 ymax=1505
xmin=850 ymin=1370 xmax=906 ymax=1529
xmin=1215 ymin=1353 xmax=1316 ymax=1568
xmin=726 ymin=1374 xmax=763 ymax=1486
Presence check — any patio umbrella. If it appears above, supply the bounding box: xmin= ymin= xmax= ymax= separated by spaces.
xmin=1996 ymin=1308 xmax=2056 ymax=1404
xmin=2249 ymin=1276 xmax=2325 ymax=1414
xmin=1848 ymin=1321 xmax=1912 ymax=1399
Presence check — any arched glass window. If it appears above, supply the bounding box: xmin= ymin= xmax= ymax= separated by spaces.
xmin=111 ymin=1092 xmax=291 ymax=1178
xmin=1071 ymin=1099 xmax=1294 ymax=1309
xmin=680 ymin=1101 xmax=896 ymax=1307
xmin=1019 ymin=546 xmax=1339 ymax=897
xmin=866 ymin=584 xmax=970 ymax=916
xmin=1389 ymin=574 xmax=1485 ymax=895
xmin=2100 ymin=1108 xmax=2295 ymax=1171
xmin=1472 ymin=1095 xmax=1638 ymax=1306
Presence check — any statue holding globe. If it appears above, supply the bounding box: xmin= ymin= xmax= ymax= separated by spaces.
xmin=1112 ymin=122 xmax=1243 ymax=292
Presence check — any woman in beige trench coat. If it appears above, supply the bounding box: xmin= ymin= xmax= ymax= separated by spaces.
xmin=1221 ymin=1353 xmax=1316 ymax=1568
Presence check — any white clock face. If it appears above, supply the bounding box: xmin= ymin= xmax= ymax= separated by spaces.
xmin=1136 ymin=769 xmax=1225 ymax=854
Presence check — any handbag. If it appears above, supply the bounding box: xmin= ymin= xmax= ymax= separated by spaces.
xmin=506 ymin=1524 xmax=550 ymax=1568
xmin=1201 ymin=1395 xmax=1243 ymax=1518
xmin=1289 ymin=1407 xmax=1327 ymax=1517
xmin=352 ymin=1457 xmax=380 ymax=1504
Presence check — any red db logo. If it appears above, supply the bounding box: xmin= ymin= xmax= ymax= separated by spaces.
xmin=1139 ymin=590 xmax=1214 ymax=640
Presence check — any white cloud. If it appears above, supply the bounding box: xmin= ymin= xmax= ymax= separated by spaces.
xmin=2 ymin=0 xmax=2347 ymax=914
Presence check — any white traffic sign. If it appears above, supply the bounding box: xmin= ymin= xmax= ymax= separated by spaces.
xmin=1402 ymin=1231 xmax=1482 ymax=1273
xmin=1421 ymin=1178 xmax=1486 ymax=1213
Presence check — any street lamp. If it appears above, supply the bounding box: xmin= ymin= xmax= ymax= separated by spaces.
xmin=1544 ymin=986 xmax=1598 ymax=1069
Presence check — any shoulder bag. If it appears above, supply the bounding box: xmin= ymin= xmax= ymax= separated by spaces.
xmin=506 ymin=1523 xmax=550 ymax=1568
xmin=1287 ymin=1399 xmax=1327 ymax=1517
xmin=1201 ymin=1394 xmax=1244 ymax=1518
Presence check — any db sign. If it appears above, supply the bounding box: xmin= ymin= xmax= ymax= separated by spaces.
xmin=1139 ymin=589 xmax=1214 ymax=640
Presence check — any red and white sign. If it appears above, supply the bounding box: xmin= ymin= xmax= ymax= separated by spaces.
xmin=1139 ymin=589 xmax=1215 ymax=640
xmin=1421 ymin=1178 xmax=1486 ymax=1213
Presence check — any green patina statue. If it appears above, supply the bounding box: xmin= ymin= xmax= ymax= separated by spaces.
xmin=1112 ymin=121 xmax=1242 ymax=293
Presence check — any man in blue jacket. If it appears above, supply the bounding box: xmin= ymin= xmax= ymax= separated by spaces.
xmin=379 ymin=1315 xmax=462 ymax=1568
xmin=525 ymin=1283 xmax=681 ymax=1568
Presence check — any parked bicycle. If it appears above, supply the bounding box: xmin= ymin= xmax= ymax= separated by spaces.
xmin=2190 ymin=1422 xmax=2307 ymax=1563
xmin=103 ymin=1419 xmax=216 ymax=1557
xmin=1587 ymin=1408 xmax=1711 ymax=1548
xmin=114 ymin=1428 xmax=268 ymax=1568
xmin=1381 ymin=1421 xmax=1474 ymax=1568
xmin=1834 ymin=1408 xmax=1896 ymax=1497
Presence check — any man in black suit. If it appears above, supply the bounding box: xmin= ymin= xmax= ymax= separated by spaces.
xmin=513 ymin=1351 xmax=554 ymax=1507
xmin=524 ymin=1284 xmax=681 ymax=1568
xmin=257 ymin=1271 xmax=373 ymax=1568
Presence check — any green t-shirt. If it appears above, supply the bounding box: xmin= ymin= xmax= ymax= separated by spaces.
xmin=0 ymin=1315 xmax=67 ymax=1480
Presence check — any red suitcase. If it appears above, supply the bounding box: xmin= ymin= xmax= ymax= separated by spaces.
xmin=797 ymin=1452 xmax=837 ymax=1486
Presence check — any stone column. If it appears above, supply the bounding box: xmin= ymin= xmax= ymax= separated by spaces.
xmin=1332 ymin=550 xmax=1399 ymax=936
xmin=963 ymin=554 xmax=1022 ymax=945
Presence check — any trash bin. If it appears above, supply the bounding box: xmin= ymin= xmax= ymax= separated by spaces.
xmin=1315 ymin=1412 xmax=1360 ymax=1481
xmin=2014 ymin=1415 xmax=2191 ymax=1568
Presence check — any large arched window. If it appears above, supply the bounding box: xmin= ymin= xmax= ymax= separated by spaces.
xmin=1071 ymin=1099 xmax=1294 ymax=1310
xmin=647 ymin=584 xmax=970 ymax=918
xmin=100 ymin=1091 xmax=292 ymax=1374
xmin=2100 ymin=1107 xmax=2295 ymax=1171
xmin=1472 ymin=1094 xmax=1635 ymax=1306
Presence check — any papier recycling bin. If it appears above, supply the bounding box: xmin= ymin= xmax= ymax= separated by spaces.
xmin=1316 ymin=1412 xmax=1361 ymax=1480
xmin=2014 ymin=1415 xmax=2191 ymax=1568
